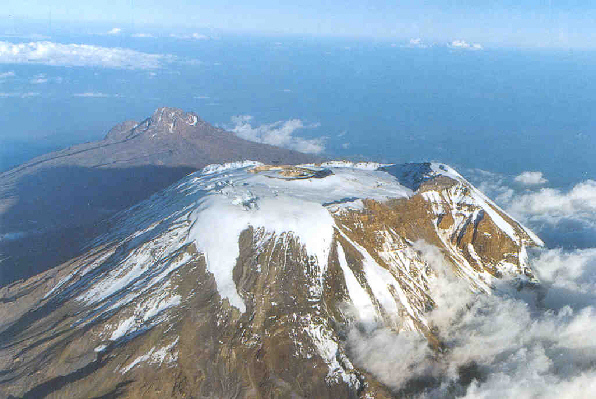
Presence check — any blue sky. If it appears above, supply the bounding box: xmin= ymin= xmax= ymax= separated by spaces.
xmin=2 ymin=0 xmax=596 ymax=48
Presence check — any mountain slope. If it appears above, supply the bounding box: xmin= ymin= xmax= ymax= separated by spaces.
xmin=0 ymin=108 xmax=320 ymax=285
xmin=0 ymin=161 xmax=542 ymax=398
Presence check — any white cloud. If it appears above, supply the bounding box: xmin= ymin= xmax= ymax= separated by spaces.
xmin=401 ymin=38 xmax=429 ymax=48
xmin=132 ymin=33 xmax=154 ymax=38
xmin=0 ymin=92 xmax=40 ymax=98
xmin=30 ymin=74 xmax=48 ymax=84
xmin=509 ymin=180 xmax=596 ymax=222
xmin=169 ymin=33 xmax=210 ymax=40
xmin=514 ymin=171 xmax=548 ymax=185
xmin=0 ymin=71 xmax=15 ymax=79
xmin=0 ymin=41 xmax=169 ymax=70
xmin=73 ymin=92 xmax=114 ymax=98
xmin=348 ymin=240 xmax=596 ymax=398
xmin=467 ymin=169 xmax=596 ymax=249
xmin=228 ymin=115 xmax=325 ymax=154
xmin=192 ymin=33 xmax=209 ymax=40
xmin=450 ymin=40 xmax=484 ymax=50
xmin=107 ymin=28 xmax=122 ymax=35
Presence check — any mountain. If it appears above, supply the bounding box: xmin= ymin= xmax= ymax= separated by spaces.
xmin=0 ymin=108 xmax=320 ymax=285
xmin=0 ymin=161 xmax=542 ymax=399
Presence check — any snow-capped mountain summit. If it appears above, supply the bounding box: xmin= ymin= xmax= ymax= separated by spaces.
xmin=0 ymin=161 xmax=542 ymax=398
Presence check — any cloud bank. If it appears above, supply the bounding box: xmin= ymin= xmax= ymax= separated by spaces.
xmin=348 ymin=241 xmax=596 ymax=398
xmin=228 ymin=115 xmax=325 ymax=154
xmin=0 ymin=41 xmax=170 ymax=70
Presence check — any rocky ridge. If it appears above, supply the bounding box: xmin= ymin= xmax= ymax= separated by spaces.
xmin=0 ymin=161 xmax=542 ymax=398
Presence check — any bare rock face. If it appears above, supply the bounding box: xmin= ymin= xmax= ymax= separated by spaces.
xmin=0 ymin=162 xmax=542 ymax=398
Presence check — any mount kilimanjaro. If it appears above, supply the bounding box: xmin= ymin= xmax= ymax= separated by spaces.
xmin=0 ymin=133 xmax=543 ymax=399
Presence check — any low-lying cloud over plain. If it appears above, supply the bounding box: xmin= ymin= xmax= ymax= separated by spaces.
xmin=0 ymin=41 xmax=170 ymax=69
xmin=228 ymin=115 xmax=325 ymax=154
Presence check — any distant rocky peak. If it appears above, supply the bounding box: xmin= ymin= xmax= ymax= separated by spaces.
xmin=149 ymin=107 xmax=203 ymax=133
xmin=104 ymin=107 xmax=209 ymax=141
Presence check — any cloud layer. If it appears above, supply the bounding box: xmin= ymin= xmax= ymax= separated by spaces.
xmin=0 ymin=41 xmax=170 ymax=69
xmin=348 ymin=241 xmax=596 ymax=398
xmin=228 ymin=115 xmax=325 ymax=154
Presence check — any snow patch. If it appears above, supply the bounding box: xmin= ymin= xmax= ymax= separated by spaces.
xmin=120 ymin=337 xmax=179 ymax=374
xmin=336 ymin=243 xmax=377 ymax=325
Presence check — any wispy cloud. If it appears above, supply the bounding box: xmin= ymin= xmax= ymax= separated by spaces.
xmin=107 ymin=28 xmax=122 ymax=35
xmin=29 ymin=73 xmax=48 ymax=84
xmin=449 ymin=39 xmax=484 ymax=50
xmin=132 ymin=33 xmax=154 ymax=38
xmin=400 ymin=38 xmax=429 ymax=48
xmin=0 ymin=71 xmax=15 ymax=79
xmin=0 ymin=41 xmax=170 ymax=70
xmin=0 ymin=92 xmax=40 ymax=98
xmin=73 ymin=92 xmax=115 ymax=98
xmin=227 ymin=115 xmax=325 ymax=154
xmin=169 ymin=33 xmax=210 ymax=40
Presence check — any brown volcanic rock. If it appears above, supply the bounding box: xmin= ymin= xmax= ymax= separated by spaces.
xmin=0 ymin=162 xmax=541 ymax=398
xmin=0 ymin=108 xmax=321 ymax=286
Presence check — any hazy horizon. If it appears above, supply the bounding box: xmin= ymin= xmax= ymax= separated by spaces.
xmin=3 ymin=0 xmax=596 ymax=49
